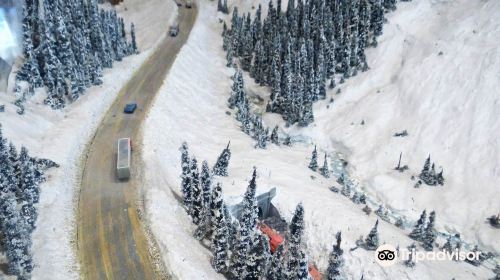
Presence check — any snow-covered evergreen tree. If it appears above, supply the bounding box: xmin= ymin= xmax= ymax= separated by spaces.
xmin=267 ymin=244 xmax=286 ymax=280
xmin=130 ymin=23 xmax=138 ymax=54
xmin=326 ymin=231 xmax=345 ymax=280
xmin=296 ymin=249 xmax=312 ymax=280
xmin=180 ymin=143 xmax=192 ymax=210
xmin=190 ymin=157 xmax=203 ymax=224
xmin=308 ymin=145 xmax=318 ymax=171
xmin=210 ymin=183 xmax=230 ymax=273
xmin=320 ymin=153 xmax=330 ymax=178
xmin=231 ymin=221 xmax=251 ymax=278
xmin=409 ymin=210 xmax=427 ymax=241
xmin=200 ymin=160 xmax=212 ymax=218
xmin=270 ymin=125 xmax=280 ymax=145
xmin=289 ymin=203 xmax=305 ymax=246
xmin=422 ymin=211 xmax=436 ymax=251
xmin=246 ymin=233 xmax=271 ymax=279
xmin=213 ymin=142 xmax=231 ymax=176
xmin=341 ymin=184 xmax=351 ymax=198
xmin=241 ymin=168 xmax=258 ymax=231
xmin=364 ymin=220 xmax=379 ymax=250
xmin=419 ymin=156 xmax=431 ymax=182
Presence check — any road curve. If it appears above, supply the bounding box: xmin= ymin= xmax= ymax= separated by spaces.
xmin=77 ymin=4 xmax=197 ymax=280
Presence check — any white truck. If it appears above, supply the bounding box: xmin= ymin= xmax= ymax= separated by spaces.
xmin=117 ymin=138 xmax=131 ymax=180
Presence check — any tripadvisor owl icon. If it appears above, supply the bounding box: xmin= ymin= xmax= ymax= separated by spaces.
xmin=375 ymin=244 xmax=398 ymax=267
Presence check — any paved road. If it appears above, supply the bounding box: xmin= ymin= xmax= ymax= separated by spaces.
xmin=77 ymin=4 xmax=197 ymax=280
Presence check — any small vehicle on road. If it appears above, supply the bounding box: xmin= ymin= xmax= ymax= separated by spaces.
xmin=175 ymin=1 xmax=182 ymax=6
xmin=124 ymin=103 xmax=137 ymax=114
xmin=185 ymin=0 xmax=193 ymax=8
xmin=117 ymin=138 xmax=131 ymax=180
xmin=169 ymin=24 xmax=179 ymax=37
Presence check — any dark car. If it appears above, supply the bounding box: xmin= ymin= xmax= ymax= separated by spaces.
xmin=169 ymin=24 xmax=179 ymax=37
xmin=124 ymin=103 xmax=137 ymax=114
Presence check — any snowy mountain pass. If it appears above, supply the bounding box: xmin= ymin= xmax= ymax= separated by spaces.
xmin=142 ymin=1 xmax=496 ymax=279
xmin=77 ymin=3 xmax=197 ymax=280
xmin=0 ymin=0 xmax=178 ymax=279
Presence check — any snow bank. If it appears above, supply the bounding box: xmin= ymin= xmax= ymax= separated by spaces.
xmin=0 ymin=0 xmax=177 ymax=278
xmin=143 ymin=0 xmax=495 ymax=279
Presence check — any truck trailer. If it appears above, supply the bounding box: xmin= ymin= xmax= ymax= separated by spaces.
xmin=117 ymin=138 xmax=131 ymax=180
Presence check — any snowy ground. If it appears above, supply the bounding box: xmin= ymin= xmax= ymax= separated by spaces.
xmin=143 ymin=0 xmax=497 ymax=279
xmin=0 ymin=0 xmax=177 ymax=278
xmin=307 ymin=0 xmax=500 ymax=254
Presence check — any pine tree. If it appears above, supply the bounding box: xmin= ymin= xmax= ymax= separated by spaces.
xmin=409 ymin=210 xmax=427 ymax=241
xmin=267 ymin=244 xmax=286 ymax=280
xmin=188 ymin=157 xmax=200 ymax=219
xmin=326 ymin=231 xmax=345 ymax=280
xmin=422 ymin=211 xmax=436 ymax=251
xmin=419 ymin=156 xmax=431 ymax=183
xmin=241 ymin=168 xmax=258 ymax=230
xmin=436 ymin=169 xmax=444 ymax=185
xmin=427 ymin=163 xmax=437 ymax=185
xmin=270 ymin=126 xmax=280 ymax=145
xmin=230 ymin=169 xmax=260 ymax=278
xmin=200 ymin=160 xmax=212 ymax=218
xmin=364 ymin=220 xmax=379 ymax=250
xmin=231 ymin=222 xmax=251 ymax=279
xmin=290 ymin=203 xmax=305 ymax=246
xmin=296 ymin=249 xmax=311 ymax=280
xmin=308 ymin=145 xmax=318 ymax=171
xmin=341 ymin=184 xmax=351 ymax=198
xmin=180 ymin=143 xmax=192 ymax=210
xmin=320 ymin=153 xmax=330 ymax=178
xmin=229 ymin=70 xmax=245 ymax=109
xmin=130 ymin=23 xmax=138 ymax=54
xmin=190 ymin=159 xmax=203 ymax=224
xmin=246 ymin=233 xmax=271 ymax=279
xmin=210 ymin=183 xmax=230 ymax=272
xmin=213 ymin=142 xmax=231 ymax=176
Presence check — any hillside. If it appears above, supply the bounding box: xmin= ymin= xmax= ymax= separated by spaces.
xmin=142 ymin=0 xmax=498 ymax=279
xmin=309 ymin=0 xmax=499 ymax=253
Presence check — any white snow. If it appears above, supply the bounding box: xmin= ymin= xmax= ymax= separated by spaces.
xmin=0 ymin=0 xmax=177 ymax=278
xmin=143 ymin=0 xmax=498 ymax=279
xmin=307 ymin=0 xmax=500 ymax=254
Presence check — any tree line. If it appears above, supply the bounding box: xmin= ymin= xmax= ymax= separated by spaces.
xmin=14 ymin=0 xmax=138 ymax=111
xmin=0 ymin=125 xmax=59 ymax=279
xmin=222 ymin=0 xmax=409 ymax=126
xmin=178 ymin=142 xmax=349 ymax=279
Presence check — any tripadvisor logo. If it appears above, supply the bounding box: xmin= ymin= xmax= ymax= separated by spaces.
xmin=375 ymin=244 xmax=481 ymax=267
xmin=375 ymin=244 xmax=398 ymax=267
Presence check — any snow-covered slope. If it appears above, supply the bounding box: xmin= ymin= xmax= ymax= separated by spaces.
xmin=307 ymin=0 xmax=500 ymax=254
xmin=142 ymin=0 xmax=497 ymax=279
xmin=0 ymin=0 xmax=177 ymax=278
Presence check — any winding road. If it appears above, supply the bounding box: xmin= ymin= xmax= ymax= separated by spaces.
xmin=77 ymin=4 xmax=197 ymax=279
